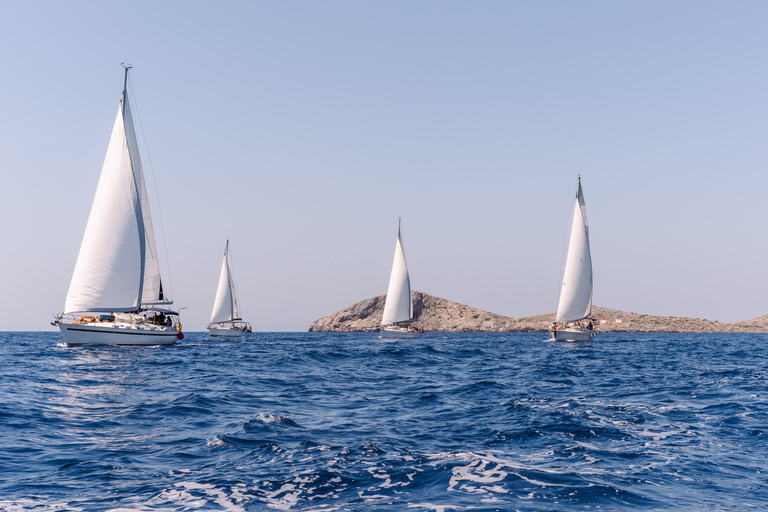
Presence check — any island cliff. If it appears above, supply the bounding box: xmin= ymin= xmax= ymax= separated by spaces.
xmin=308 ymin=292 xmax=768 ymax=333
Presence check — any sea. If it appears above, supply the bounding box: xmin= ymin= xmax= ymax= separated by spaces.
xmin=0 ymin=332 xmax=766 ymax=511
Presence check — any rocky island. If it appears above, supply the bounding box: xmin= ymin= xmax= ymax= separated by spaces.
xmin=308 ymin=291 xmax=768 ymax=333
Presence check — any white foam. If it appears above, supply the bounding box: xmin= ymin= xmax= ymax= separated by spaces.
xmin=207 ymin=436 xmax=231 ymax=448
xmin=262 ymin=483 xmax=301 ymax=510
xmin=256 ymin=412 xmax=291 ymax=424
xmin=145 ymin=486 xmax=208 ymax=509
xmin=163 ymin=482 xmax=246 ymax=512
xmin=448 ymin=459 xmax=508 ymax=495
xmin=0 ymin=500 xmax=83 ymax=512
xmin=406 ymin=503 xmax=461 ymax=511
xmin=636 ymin=429 xmax=682 ymax=440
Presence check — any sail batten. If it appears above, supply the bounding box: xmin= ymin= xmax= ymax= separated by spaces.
xmin=555 ymin=179 xmax=593 ymax=324
xmin=381 ymin=225 xmax=413 ymax=326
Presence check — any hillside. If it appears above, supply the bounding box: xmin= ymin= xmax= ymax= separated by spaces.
xmin=308 ymin=292 xmax=768 ymax=333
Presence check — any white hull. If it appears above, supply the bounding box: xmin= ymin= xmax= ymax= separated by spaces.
xmin=380 ymin=326 xmax=423 ymax=339
xmin=60 ymin=323 xmax=181 ymax=345
xmin=208 ymin=327 xmax=251 ymax=337
xmin=552 ymin=328 xmax=596 ymax=342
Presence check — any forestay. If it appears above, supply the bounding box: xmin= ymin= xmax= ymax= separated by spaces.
xmin=555 ymin=179 xmax=593 ymax=323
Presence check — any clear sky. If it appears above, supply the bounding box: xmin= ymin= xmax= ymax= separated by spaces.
xmin=1 ymin=1 xmax=767 ymax=331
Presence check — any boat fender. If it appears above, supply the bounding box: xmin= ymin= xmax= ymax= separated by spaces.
xmin=177 ymin=332 xmax=184 ymax=340
xmin=176 ymin=322 xmax=182 ymax=331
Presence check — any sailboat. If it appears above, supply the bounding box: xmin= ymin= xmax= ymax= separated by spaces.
xmin=550 ymin=176 xmax=597 ymax=342
xmin=380 ymin=220 xmax=423 ymax=339
xmin=52 ymin=66 xmax=182 ymax=346
xmin=207 ymin=240 xmax=252 ymax=337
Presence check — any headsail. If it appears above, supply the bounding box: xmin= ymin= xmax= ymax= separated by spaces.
xmin=210 ymin=240 xmax=240 ymax=324
xmin=555 ymin=177 xmax=593 ymax=323
xmin=381 ymin=221 xmax=413 ymax=326
xmin=64 ymin=68 xmax=147 ymax=314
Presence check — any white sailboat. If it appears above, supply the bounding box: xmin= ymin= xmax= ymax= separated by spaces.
xmin=207 ymin=240 xmax=252 ymax=337
xmin=380 ymin=220 xmax=423 ymax=339
xmin=53 ymin=66 xmax=182 ymax=345
xmin=550 ymin=176 xmax=597 ymax=342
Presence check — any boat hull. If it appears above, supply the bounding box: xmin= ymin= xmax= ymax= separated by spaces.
xmin=208 ymin=327 xmax=251 ymax=337
xmin=380 ymin=326 xmax=423 ymax=339
xmin=60 ymin=323 xmax=181 ymax=346
xmin=552 ymin=328 xmax=596 ymax=342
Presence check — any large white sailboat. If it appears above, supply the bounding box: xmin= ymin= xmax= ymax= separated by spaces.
xmin=380 ymin=220 xmax=423 ymax=339
xmin=207 ymin=240 xmax=252 ymax=337
xmin=550 ymin=177 xmax=597 ymax=342
xmin=53 ymin=66 xmax=182 ymax=346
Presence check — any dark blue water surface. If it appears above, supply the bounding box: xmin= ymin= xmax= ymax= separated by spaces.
xmin=1 ymin=332 xmax=767 ymax=511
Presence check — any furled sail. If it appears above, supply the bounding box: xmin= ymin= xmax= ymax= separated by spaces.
xmin=555 ymin=178 xmax=593 ymax=323
xmin=381 ymin=223 xmax=413 ymax=326
xmin=64 ymin=71 xmax=146 ymax=314
xmin=210 ymin=241 xmax=240 ymax=324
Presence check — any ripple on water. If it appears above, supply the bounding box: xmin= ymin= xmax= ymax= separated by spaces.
xmin=0 ymin=332 xmax=767 ymax=510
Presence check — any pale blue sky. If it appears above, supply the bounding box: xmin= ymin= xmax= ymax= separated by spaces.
xmin=1 ymin=1 xmax=767 ymax=331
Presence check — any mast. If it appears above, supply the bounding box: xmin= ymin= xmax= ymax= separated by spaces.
xmin=122 ymin=64 xmax=131 ymax=96
xmin=122 ymin=64 xmax=146 ymax=308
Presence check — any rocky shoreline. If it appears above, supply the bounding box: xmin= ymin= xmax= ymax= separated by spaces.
xmin=308 ymin=291 xmax=768 ymax=333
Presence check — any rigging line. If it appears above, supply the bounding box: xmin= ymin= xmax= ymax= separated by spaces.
xmin=127 ymin=73 xmax=174 ymax=300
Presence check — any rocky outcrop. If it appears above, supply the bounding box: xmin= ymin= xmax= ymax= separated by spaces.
xmin=308 ymin=291 xmax=524 ymax=332
xmin=308 ymin=292 xmax=768 ymax=333
xmin=581 ymin=306 xmax=738 ymax=333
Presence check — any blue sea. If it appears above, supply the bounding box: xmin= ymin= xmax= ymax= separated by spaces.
xmin=0 ymin=332 xmax=766 ymax=511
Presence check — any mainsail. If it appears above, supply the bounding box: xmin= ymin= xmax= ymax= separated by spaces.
xmin=64 ymin=68 xmax=150 ymax=314
xmin=555 ymin=177 xmax=593 ymax=323
xmin=381 ymin=222 xmax=413 ymax=326
xmin=210 ymin=241 xmax=240 ymax=324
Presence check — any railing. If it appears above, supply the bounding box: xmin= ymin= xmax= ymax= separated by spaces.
xmin=52 ymin=311 xmax=181 ymax=330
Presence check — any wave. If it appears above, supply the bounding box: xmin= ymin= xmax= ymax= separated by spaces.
xmin=3 ymin=332 xmax=768 ymax=510
xmin=245 ymin=413 xmax=303 ymax=429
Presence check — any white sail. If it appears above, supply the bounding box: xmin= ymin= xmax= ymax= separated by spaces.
xmin=210 ymin=241 xmax=240 ymax=324
xmin=121 ymin=92 xmax=164 ymax=304
xmin=555 ymin=178 xmax=593 ymax=323
xmin=230 ymin=261 xmax=240 ymax=321
xmin=381 ymin=223 xmax=413 ymax=326
xmin=64 ymin=76 xmax=146 ymax=314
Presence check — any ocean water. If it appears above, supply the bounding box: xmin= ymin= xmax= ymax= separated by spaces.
xmin=0 ymin=332 xmax=766 ymax=511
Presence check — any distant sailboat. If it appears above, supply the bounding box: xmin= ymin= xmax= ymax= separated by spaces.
xmin=550 ymin=177 xmax=597 ymax=342
xmin=53 ymin=66 xmax=182 ymax=345
xmin=380 ymin=220 xmax=423 ymax=339
xmin=207 ymin=240 xmax=252 ymax=337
